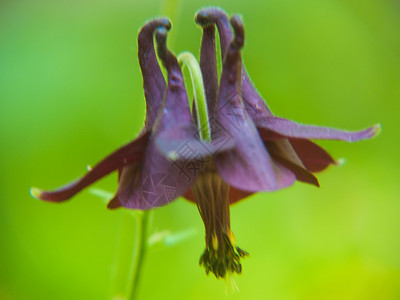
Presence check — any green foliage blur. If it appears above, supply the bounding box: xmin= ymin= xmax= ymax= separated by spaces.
xmin=1 ymin=0 xmax=399 ymax=299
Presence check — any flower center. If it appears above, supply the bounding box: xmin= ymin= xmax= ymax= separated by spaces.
xmin=192 ymin=166 xmax=248 ymax=278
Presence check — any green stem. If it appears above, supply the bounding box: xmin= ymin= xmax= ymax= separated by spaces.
xmin=109 ymin=211 xmax=136 ymax=299
xmin=178 ymin=52 xmax=211 ymax=142
xmin=127 ymin=210 xmax=151 ymax=300
xmin=110 ymin=210 xmax=151 ymax=300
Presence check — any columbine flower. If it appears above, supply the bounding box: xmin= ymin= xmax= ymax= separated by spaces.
xmin=31 ymin=9 xmax=380 ymax=280
xmin=157 ymin=16 xmax=292 ymax=278
xmin=193 ymin=7 xmax=380 ymax=193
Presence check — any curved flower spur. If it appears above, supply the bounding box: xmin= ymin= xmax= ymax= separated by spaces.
xmin=194 ymin=7 xmax=381 ymax=192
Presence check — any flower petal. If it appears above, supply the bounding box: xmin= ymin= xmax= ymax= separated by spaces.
xmin=195 ymin=7 xmax=273 ymax=123
xmin=116 ymin=26 xmax=203 ymax=209
xmin=107 ymin=194 xmax=122 ymax=209
xmin=31 ymin=132 xmax=149 ymax=202
xmin=274 ymin=156 xmax=320 ymax=186
xmin=214 ymin=15 xmax=295 ymax=192
xmin=197 ymin=21 xmax=218 ymax=115
xmin=138 ymin=18 xmax=171 ymax=129
xmin=289 ymin=139 xmax=336 ymax=172
xmin=154 ymin=123 xmax=235 ymax=161
xmin=106 ymin=168 xmax=125 ymax=209
xmin=152 ymin=26 xmax=225 ymax=159
xmin=153 ymin=27 xmax=193 ymax=131
xmin=265 ymin=140 xmax=319 ymax=187
xmin=258 ymin=117 xmax=381 ymax=142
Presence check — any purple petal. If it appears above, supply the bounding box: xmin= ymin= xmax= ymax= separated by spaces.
xmin=195 ymin=8 xmax=273 ymax=123
xmin=289 ymin=139 xmax=336 ymax=172
xmin=154 ymin=123 xmax=234 ymax=161
xmin=197 ymin=23 xmax=218 ymax=115
xmin=31 ymin=132 xmax=149 ymax=202
xmin=195 ymin=8 xmax=231 ymax=57
xmin=258 ymin=117 xmax=381 ymax=142
xmin=154 ymin=27 xmax=192 ymax=132
xmin=138 ymin=18 xmax=171 ymax=129
xmin=153 ymin=27 xmax=231 ymax=160
xmin=116 ymin=27 xmax=203 ymax=209
xmin=214 ymin=16 xmax=295 ymax=192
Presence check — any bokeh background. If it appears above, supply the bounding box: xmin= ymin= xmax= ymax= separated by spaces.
xmin=1 ymin=0 xmax=399 ymax=299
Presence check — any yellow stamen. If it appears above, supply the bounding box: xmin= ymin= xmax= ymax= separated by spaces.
xmin=227 ymin=229 xmax=236 ymax=245
xmin=212 ymin=233 xmax=219 ymax=251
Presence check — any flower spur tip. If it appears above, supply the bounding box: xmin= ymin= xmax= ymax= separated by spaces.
xmin=155 ymin=27 xmax=168 ymax=59
xmin=142 ymin=17 xmax=171 ymax=30
xmin=161 ymin=18 xmax=172 ymax=30
xmin=195 ymin=10 xmax=209 ymax=26
xmin=230 ymin=15 xmax=244 ymax=48
xmin=30 ymin=187 xmax=43 ymax=200
xmin=156 ymin=26 xmax=168 ymax=39
xmin=230 ymin=15 xmax=242 ymax=30
xmin=195 ymin=7 xmax=228 ymax=27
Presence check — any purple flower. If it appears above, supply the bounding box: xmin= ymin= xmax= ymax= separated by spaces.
xmin=32 ymin=10 xmax=379 ymax=279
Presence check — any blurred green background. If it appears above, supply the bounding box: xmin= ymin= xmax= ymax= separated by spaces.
xmin=1 ymin=0 xmax=399 ymax=299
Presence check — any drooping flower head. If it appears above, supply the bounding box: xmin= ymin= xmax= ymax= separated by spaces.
xmin=31 ymin=8 xmax=380 ymax=280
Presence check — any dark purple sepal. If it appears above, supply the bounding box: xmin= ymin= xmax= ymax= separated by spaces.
xmin=33 ymin=132 xmax=149 ymax=202
xmin=265 ymin=139 xmax=319 ymax=187
xmin=289 ymin=139 xmax=336 ymax=173
xmin=257 ymin=117 xmax=381 ymax=142
xmin=107 ymin=194 xmax=122 ymax=209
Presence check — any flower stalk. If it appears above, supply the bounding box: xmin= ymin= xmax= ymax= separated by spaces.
xmin=109 ymin=212 xmax=137 ymax=299
xmin=109 ymin=210 xmax=151 ymax=300
xmin=127 ymin=210 xmax=151 ymax=300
